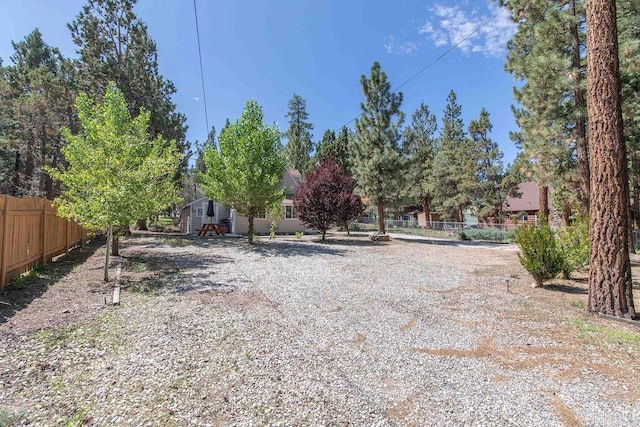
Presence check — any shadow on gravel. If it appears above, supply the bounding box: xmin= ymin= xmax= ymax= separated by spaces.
xmin=544 ymin=283 xmax=588 ymax=295
xmin=0 ymin=237 xmax=104 ymax=325
xmin=391 ymin=235 xmax=508 ymax=248
xmin=244 ymin=240 xmax=348 ymax=257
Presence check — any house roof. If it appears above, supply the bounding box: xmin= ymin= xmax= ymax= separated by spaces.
xmin=504 ymin=182 xmax=551 ymax=212
xmin=282 ymin=169 xmax=302 ymax=195
xmin=181 ymin=196 xmax=209 ymax=209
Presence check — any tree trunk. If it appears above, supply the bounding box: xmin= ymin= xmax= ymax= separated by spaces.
xmin=586 ymin=0 xmax=635 ymax=318
xmin=377 ymin=197 xmax=385 ymax=234
xmin=423 ymin=196 xmax=431 ymax=229
xmin=570 ymin=0 xmax=590 ymax=216
xmin=248 ymin=215 xmax=255 ymax=244
xmin=322 ymin=230 xmax=326 ymax=241
xmin=538 ymin=185 xmax=549 ymax=222
xmin=111 ymin=236 xmax=119 ymax=257
xmin=562 ymin=208 xmax=571 ymax=227
xmin=457 ymin=206 xmax=464 ymax=223
xmin=136 ymin=219 xmax=148 ymax=230
xmin=12 ymin=151 xmax=21 ymax=196
xmin=104 ymin=224 xmax=112 ymax=282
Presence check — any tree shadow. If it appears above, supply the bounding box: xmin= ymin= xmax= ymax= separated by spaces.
xmin=241 ymin=240 xmax=349 ymax=258
xmin=544 ymin=283 xmax=588 ymax=295
xmin=0 ymin=237 xmax=104 ymax=325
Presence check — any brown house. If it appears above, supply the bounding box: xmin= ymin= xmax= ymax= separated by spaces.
xmin=504 ymin=182 xmax=552 ymax=225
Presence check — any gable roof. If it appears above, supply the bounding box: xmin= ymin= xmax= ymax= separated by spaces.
xmin=504 ymin=182 xmax=551 ymax=212
xmin=282 ymin=169 xmax=302 ymax=195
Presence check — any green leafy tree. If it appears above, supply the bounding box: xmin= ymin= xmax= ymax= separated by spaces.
xmin=48 ymin=84 xmax=182 ymax=281
xmin=431 ymin=90 xmax=474 ymax=222
xmin=199 ymin=100 xmax=285 ymax=244
xmin=467 ymin=108 xmax=505 ymax=220
xmin=402 ymin=102 xmax=438 ymax=227
xmin=352 ymin=61 xmax=405 ymax=234
xmin=282 ymin=93 xmax=314 ymax=173
xmin=0 ymin=29 xmax=76 ymax=197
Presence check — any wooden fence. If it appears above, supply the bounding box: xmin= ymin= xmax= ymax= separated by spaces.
xmin=0 ymin=195 xmax=88 ymax=291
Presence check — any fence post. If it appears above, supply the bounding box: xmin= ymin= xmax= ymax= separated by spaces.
xmin=41 ymin=198 xmax=47 ymax=265
xmin=1 ymin=197 xmax=11 ymax=290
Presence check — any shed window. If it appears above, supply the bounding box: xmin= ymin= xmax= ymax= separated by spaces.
xmin=284 ymin=205 xmax=296 ymax=219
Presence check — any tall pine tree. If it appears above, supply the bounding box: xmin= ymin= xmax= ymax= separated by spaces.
xmin=69 ymin=0 xmax=187 ymax=165
xmin=431 ymin=91 xmax=473 ymax=222
xmin=352 ymin=61 xmax=405 ymax=235
xmin=402 ymin=102 xmax=438 ymax=227
xmin=282 ymin=93 xmax=314 ymax=173
xmin=500 ymin=0 xmax=589 ymax=216
xmin=468 ymin=108 xmax=505 ymax=220
xmin=0 ymin=29 xmax=75 ymax=198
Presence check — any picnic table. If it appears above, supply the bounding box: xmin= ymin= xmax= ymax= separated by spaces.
xmin=197 ymin=223 xmax=226 ymax=236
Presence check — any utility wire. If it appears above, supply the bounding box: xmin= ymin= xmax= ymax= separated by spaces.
xmin=340 ymin=6 xmax=508 ymax=129
xmin=193 ymin=0 xmax=210 ymax=133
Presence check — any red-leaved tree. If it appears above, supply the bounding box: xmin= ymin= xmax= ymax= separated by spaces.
xmin=293 ymin=160 xmax=363 ymax=241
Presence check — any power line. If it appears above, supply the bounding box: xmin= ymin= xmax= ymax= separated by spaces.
xmin=193 ymin=0 xmax=210 ymax=133
xmin=340 ymin=7 xmax=508 ymax=129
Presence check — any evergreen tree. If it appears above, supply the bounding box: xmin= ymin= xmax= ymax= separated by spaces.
xmin=199 ymin=100 xmax=285 ymax=244
xmin=68 ymin=0 xmax=188 ymax=166
xmin=586 ymin=0 xmax=635 ymax=318
xmin=0 ymin=29 xmax=75 ymax=198
xmin=352 ymin=61 xmax=405 ymax=235
xmin=314 ymin=129 xmax=336 ymax=164
xmin=195 ymin=126 xmax=216 ymax=174
xmin=468 ymin=108 xmax=505 ymax=220
xmin=500 ymin=0 xmax=589 ymax=216
xmin=431 ymin=90 xmax=473 ymax=222
xmin=282 ymin=93 xmax=314 ymax=173
xmin=402 ymin=102 xmax=438 ymax=227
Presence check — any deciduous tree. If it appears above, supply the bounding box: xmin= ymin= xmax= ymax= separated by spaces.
xmin=199 ymin=100 xmax=285 ymax=244
xmin=49 ymin=84 xmax=182 ymax=281
xmin=293 ymin=160 xmax=362 ymax=241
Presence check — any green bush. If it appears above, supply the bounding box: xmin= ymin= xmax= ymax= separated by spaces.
xmin=456 ymin=228 xmax=515 ymax=243
xmin=514 ymin=222 xmax=564 ymax=287
xmin=556 ymin=217 xmax=589 ymax=279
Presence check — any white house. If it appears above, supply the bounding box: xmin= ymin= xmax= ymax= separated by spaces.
xmin=180 ymin=169 xmax=307 ymax=236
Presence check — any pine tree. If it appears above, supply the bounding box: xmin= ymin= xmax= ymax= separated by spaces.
xmin=431 ymin=90 xmax=473 ymax=222
xmin=0 ymin=29 xmax=75 ymax=198
xmin=195 ymin=126 xmax=216 ymax=174
xmin=282 ymin=93 xmax=314 ymax=173
xmin=500 ymin=0 xmax=589 ymax=216
xmin=468 ymin=108 xmax=505 ymax=220
xmin=68 ymin=0 xmax=187 ymax=165
xmin=352 ymin=61 xmax=405 ymax=235
xmin=586 ymin=0 xmax=635 ymax=318
xmin=402 ymin=102 xmax=438 ymax=227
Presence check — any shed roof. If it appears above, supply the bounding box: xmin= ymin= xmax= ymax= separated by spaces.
xmin=504 ymin=182 xmax=551 ymax=212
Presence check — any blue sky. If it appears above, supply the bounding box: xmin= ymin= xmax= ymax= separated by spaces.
xmin=0 ymin=0 xmax=521 ymax=165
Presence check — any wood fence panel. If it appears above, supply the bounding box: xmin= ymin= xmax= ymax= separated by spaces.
xmin=0 ymin=195 xmax=88 ymax=290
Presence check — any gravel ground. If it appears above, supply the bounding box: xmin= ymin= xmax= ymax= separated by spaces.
xmin=1 ymin=232 xmax=639 ymax=426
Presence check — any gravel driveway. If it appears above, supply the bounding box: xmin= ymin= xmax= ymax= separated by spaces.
xmin=1 ymin=233 xmax=639 ymax=426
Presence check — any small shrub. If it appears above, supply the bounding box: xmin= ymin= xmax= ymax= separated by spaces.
xmin=457 ymin=228 xmax=513 ymax=242
xmin=295 ymin=231 xmax=304 ymax=239
xmin=556 ymin=217 xmax=589 ymax=279
xmin=514 ymin=222 xmax=564 ymax=287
